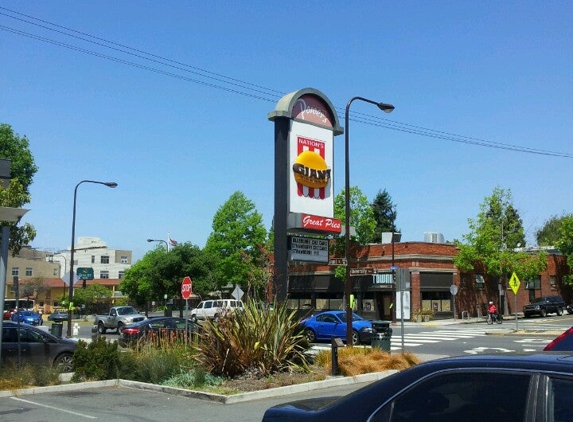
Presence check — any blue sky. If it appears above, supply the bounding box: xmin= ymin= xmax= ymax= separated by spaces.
xmin=1 ymin=1 xmax=571 ymax=262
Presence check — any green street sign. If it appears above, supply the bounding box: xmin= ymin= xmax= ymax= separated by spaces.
xmin=76 ymin=267 xmax=94 ymax=280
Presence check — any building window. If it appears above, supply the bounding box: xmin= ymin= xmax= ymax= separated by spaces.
xmin=100 ymin=256 xmax=110 ymax=264
xmin=120 ymin=256 xmax=128 ymax=264
xmin=26 ymin=267 xmax=33 ymax=277
xmin=11 ymin=267 xmax=19 ymax=276
xmin=474 ymin=274 xmax=485 ymax=290
xmin=525 ymin=276 xmax=541 ymax=290
xmin=550 ymin=276 xmax=557 ymax=290
xmin=100 ymin=271 xmax=109 ymax=279
xmin=91 ymin=255 xmax=95 ymax=264
xmin=53 ymin=268 xmax=59 ymax=276
xmin=118 ymin=271 xmax=125 ymax=279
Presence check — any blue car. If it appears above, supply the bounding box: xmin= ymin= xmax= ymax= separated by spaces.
xmin=301 ymin=310 xmax=373 ymax=345
xmin=11 ymin=310 xmax=43 ymax=326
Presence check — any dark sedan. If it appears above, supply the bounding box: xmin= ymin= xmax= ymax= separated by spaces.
xmin=1 ymin=321 xmax=76 ymax=372
xmin=262 ymin=353 xmax=573 ymax=422
xmin=47 ymin=311 xmax=69 ymax=323
xmin=118 ymin=317 xmax=202 ymax=347
xmin=300 ymin=311 xmax=374 ymax=345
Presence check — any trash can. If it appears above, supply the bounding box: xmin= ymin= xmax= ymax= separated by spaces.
xmin=371 ymin=320 xmax=392 ymax=352
xmin=51 ymin=322 xmax=63 ymax=338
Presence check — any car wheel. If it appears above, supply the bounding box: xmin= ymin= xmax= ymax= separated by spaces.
xmin=540 ymin=309 xmax=547 ymax=317
xmin=352 ymin=330 xmax=360 ymax=345
xmin=98 ymin=322 xmax=107 ymax=334
xmin=305 ymin=328 xmax=316 ymax=343
xmin=524 ymin=313 xmax=530 ymax=318
xmin=568 ymin=309 xmax=573 ymax=315
xmin=557 ymin=307 xmax=563 ymax=316
xmin=54 ymin=353 xmax=74 ymax=372
xmin=190 ymin=315 xmax=197 ymax=323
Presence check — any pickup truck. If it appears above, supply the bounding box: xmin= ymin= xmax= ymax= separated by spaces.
xmin=95 ymin=306 xmax=146 ymax=334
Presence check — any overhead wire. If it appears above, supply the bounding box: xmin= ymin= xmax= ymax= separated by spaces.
xmin=1 ymin=6 xmax=572 ymax=159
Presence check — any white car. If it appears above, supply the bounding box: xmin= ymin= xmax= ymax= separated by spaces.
xmin=190 ymin=299 xmax=244 ymax=322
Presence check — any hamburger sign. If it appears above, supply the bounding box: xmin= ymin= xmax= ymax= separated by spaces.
xmin=288 ymin=95 xmax=335 ymax=218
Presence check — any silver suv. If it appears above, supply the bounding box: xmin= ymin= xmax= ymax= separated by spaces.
xmin=190 ymin=299 xmax=244 ymax=322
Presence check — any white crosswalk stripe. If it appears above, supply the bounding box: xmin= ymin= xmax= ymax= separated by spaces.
xmin=390 ymin=328 xmax=505 ymax=350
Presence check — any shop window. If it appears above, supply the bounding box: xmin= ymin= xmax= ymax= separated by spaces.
xmin=475 ymin=274 xmax=485 ymax=290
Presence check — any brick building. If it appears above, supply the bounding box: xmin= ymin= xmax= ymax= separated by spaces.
xmin=286 ymin=241 xmax=571 ymax=321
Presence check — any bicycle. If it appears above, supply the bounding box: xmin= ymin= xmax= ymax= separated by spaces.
xmin=486 ymin=312 xmax=503 ymax=325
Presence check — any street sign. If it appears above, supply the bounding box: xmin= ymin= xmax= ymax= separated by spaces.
xmin=509 ymin=272 xmax=520 ymax=295
xmin=328 ymin=258 xmax=347 ymax=266
xmin=76 ymin=267 xmax=94 ymax=280
xmin=350 ymin=268 xmax=376 ymax=276
xmin=181 ymin=276 xmax=193 ymax=300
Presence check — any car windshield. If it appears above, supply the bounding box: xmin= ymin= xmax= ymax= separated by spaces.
xmin=117 ymin=306 xmax=138 ymax=315
xmin=336 ymin=312 xmax=365 ymax=323
xmin=530 ymin=298 xmax=546 ymax=303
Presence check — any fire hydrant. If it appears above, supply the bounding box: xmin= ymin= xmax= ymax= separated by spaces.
xmin=73 ymin=323 xmax=80 ymax=339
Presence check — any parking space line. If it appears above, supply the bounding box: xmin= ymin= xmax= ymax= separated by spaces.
xmin=10 ymin=397 xmax=97 ymax=419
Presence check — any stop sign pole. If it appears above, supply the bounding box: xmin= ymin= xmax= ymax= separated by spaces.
xmin=181 ymin=276 xmax=192 ymax=344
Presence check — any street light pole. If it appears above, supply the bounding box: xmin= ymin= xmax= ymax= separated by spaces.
xmin=67 ymin=180 xmax=117 ymax=337
xmin=147 ymin=238 xmax=168 ymax=250
xmin=344 ymin=96 xmax=394 ymax=346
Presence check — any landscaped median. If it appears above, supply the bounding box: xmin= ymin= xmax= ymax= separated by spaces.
xmin=0 ymin=370 xmax=399 ymax=403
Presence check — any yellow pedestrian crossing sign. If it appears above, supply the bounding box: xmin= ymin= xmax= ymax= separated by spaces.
xmin=509 ymin=272 xmax=520 ymax=295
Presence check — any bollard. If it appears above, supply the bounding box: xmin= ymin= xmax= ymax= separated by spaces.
xmin=331 ymin=337 xmax=345 ymax=376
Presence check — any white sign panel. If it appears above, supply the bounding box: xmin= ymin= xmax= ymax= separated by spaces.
xmin=288 ymin=120 xmax=334 ymax=218
xmin=288 ymin=236 xmax=329 ymax=263
xmin=395 ymin=291 xmax=411 ymax=320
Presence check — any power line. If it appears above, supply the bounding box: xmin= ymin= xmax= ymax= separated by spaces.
xmin=1 ymin=7 xmax=571 ymax=159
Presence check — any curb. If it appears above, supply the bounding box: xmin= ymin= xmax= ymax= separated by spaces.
xmin=0 ymin=371 xmax=399 ymax=403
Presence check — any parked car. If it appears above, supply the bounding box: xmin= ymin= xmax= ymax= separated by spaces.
xmin=47 ymin=311 xmax=69 ymax=323
xmin=1 ymin=321 xmax=76 ymax=372
xmin=300 ymin=310 xmax=374 ymax=345
xmin=190 ymin=299 xmax=244 ymax=322
xmin=95 ymin=306 xmax=146 ymax=333
xmin=544 ymin=327 xmax=573 ymax=351
xmin=11 ymin=310 xmax=43 ymax=326
xmin=118 ymin=317 xmax=202 ymax=347
xmin=262 ymin=352 xmax=573 ymax=422
xmin=523 ymin=295 xmax=565 ymax=318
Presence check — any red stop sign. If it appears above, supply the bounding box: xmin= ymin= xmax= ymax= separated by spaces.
xmin=181 ymin=276 xmax=193 ymax=300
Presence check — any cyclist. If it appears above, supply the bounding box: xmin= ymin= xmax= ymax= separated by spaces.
xmin=488 ymin=301 xmax=498 ymax=321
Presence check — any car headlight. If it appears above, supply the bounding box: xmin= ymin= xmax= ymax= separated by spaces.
xmin=360 ymin=327 xmax=373 ymax=333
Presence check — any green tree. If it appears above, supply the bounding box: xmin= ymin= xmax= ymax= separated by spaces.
xmin=556 ymin=214 xmax=573 ymax=285
xmin=121 ymin=243 xmax=213 ymax=311
xmin=536 ymin=214 xmax=571 ymax=246
xmin=455 ymin=187 xmax=546 ymax=282
xmin=0 ymin=123 xmax=38 ymax=254
xmin=369 ymin=189 xmax=398 ymax=243
xmin=204 ymin=191 xmax=267 ymax=291
xmin=72 ymin=283 xmax=112 ymax=313
xmin=19 ymin=276 xmax=49 ymax=303
xmin=333 ymin=186 xmax=376 ymax=245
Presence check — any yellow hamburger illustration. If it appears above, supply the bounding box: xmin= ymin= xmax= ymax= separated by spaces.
xmin=292 ymin=150 xmax=331 ymax=189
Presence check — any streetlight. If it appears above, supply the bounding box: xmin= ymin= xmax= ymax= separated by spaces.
xmin=67 ymin=180 xmax=117 ymax=337
xmin=147 ymin=238 xmax=168 ymax=250
xmin=344 ymin=96 xmax=394 ymax=345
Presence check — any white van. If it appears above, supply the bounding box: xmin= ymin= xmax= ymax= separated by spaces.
xmin=190 ymin=299 xmax=244 ymax=322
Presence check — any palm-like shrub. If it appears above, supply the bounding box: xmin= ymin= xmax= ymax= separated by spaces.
xmin=194 ymin=301 xmax=310 ymax=377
